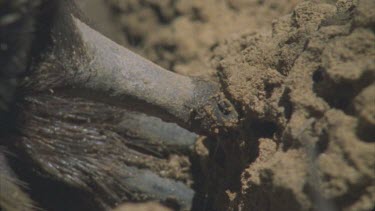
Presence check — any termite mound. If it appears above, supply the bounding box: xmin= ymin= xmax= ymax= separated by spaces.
xmin=208 ymin=0 xmax=375 ymax=210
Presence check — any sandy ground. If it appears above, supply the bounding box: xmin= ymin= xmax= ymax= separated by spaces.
xmin=103 ymin=0 xmax=374 ymax=210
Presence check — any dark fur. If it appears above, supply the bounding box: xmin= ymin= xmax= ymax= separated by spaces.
xmin=1 ymin=1 xmax=194 ymax=210
xmin=0 ymin=0 xmax=40 ymax=124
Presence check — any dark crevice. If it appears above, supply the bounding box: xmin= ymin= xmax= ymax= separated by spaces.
xmin=198 ymin=128 xmax=257 ymax=210
xmin=249 ymin=119 xmax=278 ymax=139
xmin=279 ymin=88 xmax=293 ymax=120
xmin=213 ymin=144 xmax=226 ymax=169
xmin=312 ymin=67 xmax=325 ymax=83
xmin=264 ymin=83 xmax=276 ymax=99
xmin=315 ymin=129 xmax=329 ymax=154
xmin=333 ymin=179 xmax=374 ymax=210
xmin=190 ymin=137 xmax=215 ymax=211
xmin=356 ymin=120 xmax=375 ymax=143
xmin=221 ymin=133 xmax=254 ymax=193
xmin=313 ymin=69 xmax=374 ymax=115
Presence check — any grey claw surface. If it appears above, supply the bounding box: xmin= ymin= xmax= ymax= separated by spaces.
xmin=120 ymin=166 xmax=194 ymax=210
xmin=118 ymin=112 xmax=198 ymax=155
xmin=26 ymin=0 xmax=238 ymax=135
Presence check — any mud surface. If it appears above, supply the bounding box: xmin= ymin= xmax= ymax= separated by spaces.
xmin=106 ymin=0 xmax=375 ymax=210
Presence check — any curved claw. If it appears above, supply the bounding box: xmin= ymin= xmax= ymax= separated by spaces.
xmin=28 ymin=1 xmax=238 ymax=135
xmin=118 ymin=111 xmax=198 ymax=155
xmin=121 ymin=166 xmax=194 ymax=210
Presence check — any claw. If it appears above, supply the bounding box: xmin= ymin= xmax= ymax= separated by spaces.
xmin=118 ymin=111 xmax=198 ymax=155
xmin=28 ymin=1 xmax=238 ymax=135
xmin=119 ymin=166 xmax=194 ymax=210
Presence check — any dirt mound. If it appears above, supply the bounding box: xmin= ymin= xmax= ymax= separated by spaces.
xmin=209 ymin=0 xmax=375 ymax=210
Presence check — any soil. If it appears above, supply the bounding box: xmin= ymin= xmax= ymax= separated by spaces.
xmin=105 ymin=0 xmax=300 ymax=79
xmin=211 ymin=1 xmax=375 ymax=210
xmin=103 ymin=0 xmax=375 ymax=210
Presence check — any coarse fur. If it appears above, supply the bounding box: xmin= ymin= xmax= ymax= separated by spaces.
xmin=1 ymin=0 xmax=195 ymax=210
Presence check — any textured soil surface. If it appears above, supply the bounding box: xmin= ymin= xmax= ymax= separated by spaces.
xmin=211 ymin=0 xmax=375 ymax=210
xmin=105 ymin=0 xmax=299 ymax=79
xmin=104 ymin=0 xmax=375 ymax=210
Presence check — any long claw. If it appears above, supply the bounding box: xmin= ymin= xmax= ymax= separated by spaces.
xmin=28 ymin=2 xmax=238 ymax=135
xmin=118 ymin=166 xmax=194 ymax=210
xmin=118 ymin=111 xmax=198 ymax=155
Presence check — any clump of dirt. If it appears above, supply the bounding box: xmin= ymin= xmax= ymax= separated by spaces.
xmin=105 ymin=0 xmax=299 ymax=78
xmin=209 ymin=0 xmax=375 ymax=210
